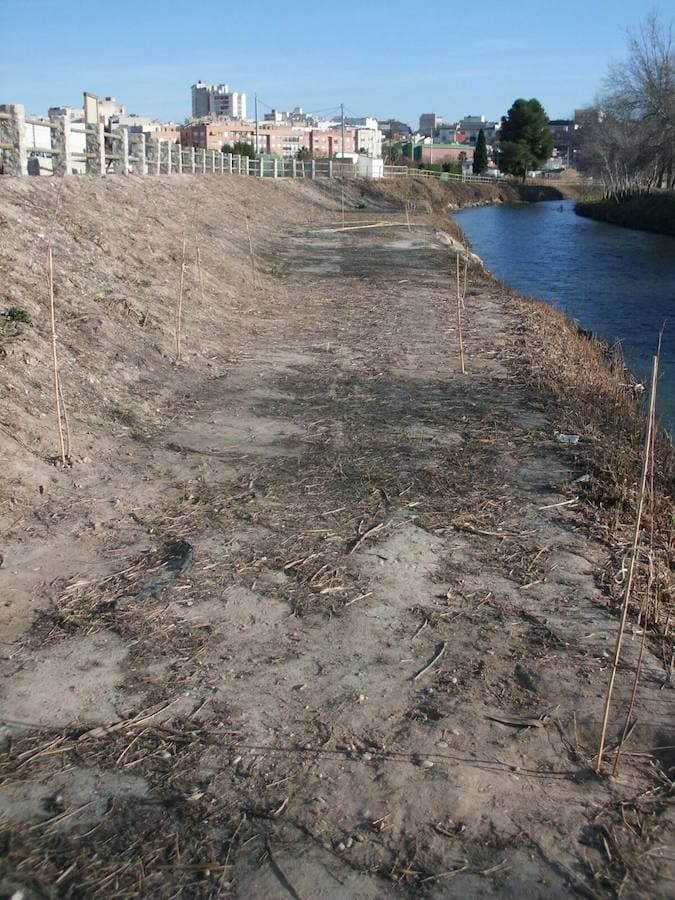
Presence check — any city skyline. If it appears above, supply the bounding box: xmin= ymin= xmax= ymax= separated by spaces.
xmin=1 ymin=0 xmax=668 ymax=125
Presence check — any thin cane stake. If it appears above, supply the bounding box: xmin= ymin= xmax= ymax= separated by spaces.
xmin=48 ymin=247 xmax=67 ymax=466
xmin=612 ymin=336 xmax=662 ymax=775
xmin=245 ymin=219 xmax=257 ymax=288
xmin=58 ymin=379 xmax=71 ymax=461
xmin=196 ymin=243 xmax=205 ymax=305
xmin=462 ymin=256 xmax=468 ymax=309
xmin=175 ymin=235 xmax=187 ymax=361
xmin=455 ymin=254 xmax=466 ymax=375
xmin=596 ymin=354 xmax=658 ymax=774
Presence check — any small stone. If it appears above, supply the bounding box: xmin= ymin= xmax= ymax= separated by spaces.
xmin=345 ymin=836 xmax=353 ymax=849
xmin=362 ymin=752 xmax=372 ymax=761
xmin=437 ymin=741 xmax=448 ymax=749
xmin=420 ymin=759 xmax=434 ymax=769
xmin=337 ymin=841 xmax=346 ymax=852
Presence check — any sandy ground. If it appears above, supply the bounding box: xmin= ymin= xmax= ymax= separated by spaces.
xmin=0 ymin=175 xmax=673 ymax=899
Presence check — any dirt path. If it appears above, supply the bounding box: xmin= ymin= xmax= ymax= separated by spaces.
xmin=1 ymin=179 xmax=673 ymax=898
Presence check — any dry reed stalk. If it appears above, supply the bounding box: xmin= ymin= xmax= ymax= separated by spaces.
xmin=596 ymin=353 xmax=659 ymax=774
xmin=245 ymin=218 xmax=257 ymax=288
xmin=455 ymin=254 xmax=466 ymax=375
xmin=175 ymin=235 xmax=187 ymax=361
xmin=48 ymin=247 xmax=67 ymax=466
xmin=405 ymin=201 xmax=411 ymax=233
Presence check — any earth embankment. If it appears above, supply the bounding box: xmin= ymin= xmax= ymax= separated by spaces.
xmin=576 ymin=191 xmax=675 ymax=235
xmin=0 ymin=174 xmax=673 ymax=899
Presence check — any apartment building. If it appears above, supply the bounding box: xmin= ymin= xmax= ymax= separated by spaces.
xmin=191 ymin=81 xmax=247 ymax=120
xmin=457 ymin=115 xmax=500 ymax=145
xmin=181 ymin=121 xmax=382 ymax=159
xmin=419 ymin=113 xmax=442 ymax=137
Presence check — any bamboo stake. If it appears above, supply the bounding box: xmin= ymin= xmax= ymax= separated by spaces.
xmin=48 ymin=247 xmax=67 ymax=466
xmin=245 ymin=218 xmax=257 ymax=288
xmin=611 ymin=338 xmax=662 ymax=775
xmin=455 ymin=254 xmax=466 ymax=375
xmin=58 ymin=379 xmax=72 ymax=461
xmin=462 ymin=255 xmax=468 ymax=309
xmin=196 ymin=243 xmax=205 ymax=305
xmin=596 ymin=354 xmax=659 ymax=774
xmin=175 ymin=235 xmax=187 ymax=361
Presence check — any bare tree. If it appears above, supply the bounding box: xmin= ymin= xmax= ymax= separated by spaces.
xmin=581 ymin=12 xmax=674 ymax=195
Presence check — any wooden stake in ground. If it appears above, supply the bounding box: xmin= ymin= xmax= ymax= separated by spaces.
xmin=48 ymin=247 xmax=67 ymax=466
xmin=175 ymin=234 xmax=187 ymax=361
xmin=596 ymin=354 xmax=659 ymax=774
xmin=455 ymin=253 xmax=466 ymax=375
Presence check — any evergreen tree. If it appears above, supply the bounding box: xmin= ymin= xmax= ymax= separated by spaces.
xmin=498 ymin=99 xmax=553 ymax=179
xmin=473 ymin=129 xmax=489 ymax=174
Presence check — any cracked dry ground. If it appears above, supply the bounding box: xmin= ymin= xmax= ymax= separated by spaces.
xmin=2 ymin=218 xmax=673 ymax=899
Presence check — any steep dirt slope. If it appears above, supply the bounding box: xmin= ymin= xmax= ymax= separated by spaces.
xmin=0 ymin=175 xmax=672 ymax=899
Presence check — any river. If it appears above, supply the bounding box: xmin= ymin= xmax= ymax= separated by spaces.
xmin=453 ymin=199 xmax=675 ymax=432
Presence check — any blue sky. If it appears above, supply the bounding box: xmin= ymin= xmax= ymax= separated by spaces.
xmin=1 ymin=0 xmax=668 ymax=125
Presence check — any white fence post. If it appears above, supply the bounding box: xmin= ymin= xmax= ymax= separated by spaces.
xmin=130 ymin=133 xmax=146 ymax=175
xmin=0 ymin=104 xmax=28 ymax=176
xmin=292 ymin=158 xmax=297 ymax=179
xmin=51 ymin=114 xmax=73 ymax=176
xmin=310 ymin=159 xmax=316 ymax=179
xmin=112 ymin=128 xmax=129 ymax=175
xmin=227 ymin=152 xmax=233 ymax=174
xmin=189 ymin=146 xmax=195 ymax=174
xmin=174 ymin=142 xmax=183 ymax=174
xmin=219 ymin=151 xmax=224 ymax=175
xmin=328 ymin=160 xmax=333 ymax=178
xmin=85 ymin=123 xmax=105 ymax=175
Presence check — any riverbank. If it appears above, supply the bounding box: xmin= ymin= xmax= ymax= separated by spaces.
xmin=1 ymin=175 xmax=673 ymax=898
xmin=576 ymin=191 xmax=675 ymax=236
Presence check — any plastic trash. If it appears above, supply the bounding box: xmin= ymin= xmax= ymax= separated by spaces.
xmin=555 ymin=433 xmax=580 ymax=444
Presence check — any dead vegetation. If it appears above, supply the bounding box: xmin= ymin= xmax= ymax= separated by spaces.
xmin=0 ymin=175 xmax=673 ymax=898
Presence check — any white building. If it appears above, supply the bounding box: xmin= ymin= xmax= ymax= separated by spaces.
xmin=457 ymin=115 xmax=500 ymax=145
xmin=191 ymin=81 xmax=247 ymax=120
xmin=353 ymin=126 xmax=382 ymax=158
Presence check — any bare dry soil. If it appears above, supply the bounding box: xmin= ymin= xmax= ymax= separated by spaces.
xmin=0 ymin=175 xmax=673 ymax=899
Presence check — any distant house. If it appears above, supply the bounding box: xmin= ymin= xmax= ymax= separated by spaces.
xmin=420 ymin=142 xmax=474 ymax=164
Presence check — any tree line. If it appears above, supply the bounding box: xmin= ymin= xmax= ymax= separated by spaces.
xmin=579 ymin=12 xmax=674 ymax=198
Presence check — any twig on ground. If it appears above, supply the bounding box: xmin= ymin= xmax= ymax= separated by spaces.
xmin=413 ymin=642 xmax=447 ymax=681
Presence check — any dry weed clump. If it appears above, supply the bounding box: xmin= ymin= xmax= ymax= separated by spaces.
xmin=512 ymin=293 xmax=674 ymax=634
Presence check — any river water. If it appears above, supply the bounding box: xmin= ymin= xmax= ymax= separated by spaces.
xmin=453 ymin=199 xmax=675 ymax=431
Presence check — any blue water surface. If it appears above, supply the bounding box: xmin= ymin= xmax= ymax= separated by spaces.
xmin=453 ymin=200 xmax=675 ymax=431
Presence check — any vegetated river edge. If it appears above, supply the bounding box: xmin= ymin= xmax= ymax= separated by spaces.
xmin=453 ymin=196 xmax=675 ymax=434
xmin=575 ymin=191 xmax=675 ymax=237
xmin=0 ymin=175 xmax=672 ymax=899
